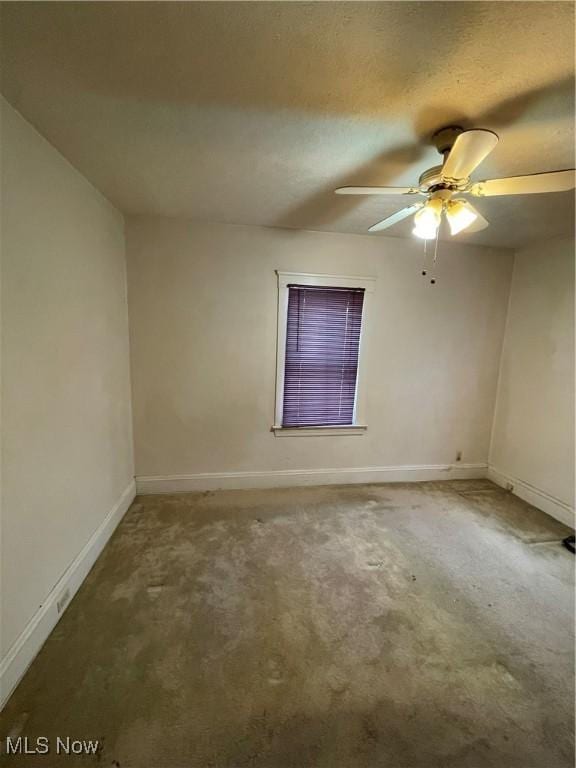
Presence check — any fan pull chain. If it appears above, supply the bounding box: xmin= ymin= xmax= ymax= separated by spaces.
xmin=421 ymin=239 xmax=428 ymax=277
xmin=429 ymin=224 xmax=440 ymax=285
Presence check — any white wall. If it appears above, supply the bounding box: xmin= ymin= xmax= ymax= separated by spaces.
xmin=489 ymin=235 xmax=575 ymax=525
xmin=0 ymin=100 xmax=134 ymax=701
xmin=127 ymin=215 xmax=514 ymax=490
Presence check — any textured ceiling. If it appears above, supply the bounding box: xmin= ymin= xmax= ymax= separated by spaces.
xmin=1 ymin=1 xmax=574 ymax=248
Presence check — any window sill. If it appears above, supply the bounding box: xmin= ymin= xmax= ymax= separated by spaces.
xmin=272 ymin=425 xmax=367 ymax=437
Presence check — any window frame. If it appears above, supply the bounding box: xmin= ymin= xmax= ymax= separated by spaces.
xmin=273 ymin=271 xmax=375 ymax=437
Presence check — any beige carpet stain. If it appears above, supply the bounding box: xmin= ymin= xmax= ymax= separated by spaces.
xmin=1 ymin=480 xmax=573 ymax=767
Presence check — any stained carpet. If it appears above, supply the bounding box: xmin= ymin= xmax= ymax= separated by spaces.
xmin=1 ymin=480 xmax=574 ymax=767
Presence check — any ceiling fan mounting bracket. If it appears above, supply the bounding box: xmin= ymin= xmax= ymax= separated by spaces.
xmin=431 ymin=125 xmax=464 ymax=155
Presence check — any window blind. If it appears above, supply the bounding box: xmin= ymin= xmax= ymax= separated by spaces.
xmin=282 ymin=285 xmax=365 ymax=427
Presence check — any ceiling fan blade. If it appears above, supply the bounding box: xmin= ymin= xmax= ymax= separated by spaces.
xmin=442 ymin=129 xmax=499 ymax=181
xmin=368 ymin=203 xmax=423 ymax=232
xmin=335 ymin=186 xmax=420 ymax=195
xmin=470 ymin=169 xmax=575 ymax=197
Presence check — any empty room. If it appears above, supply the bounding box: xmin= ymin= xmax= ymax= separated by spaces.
xmin=0 ymin=2 xmax=574 ymax=766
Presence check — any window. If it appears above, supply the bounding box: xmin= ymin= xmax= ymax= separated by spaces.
xmin=283 ymin=285 xmax=364 ymax=426
xmin=274 ymin=272 xmax=375 ymax=436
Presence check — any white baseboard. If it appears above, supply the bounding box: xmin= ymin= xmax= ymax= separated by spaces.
xmin=488 ymin=466 xmax=575 ymax=529
xmin=136 ymin=463 xmax=487 ymax=494
xmin=0 ymin=480 xmax=136 ymax=711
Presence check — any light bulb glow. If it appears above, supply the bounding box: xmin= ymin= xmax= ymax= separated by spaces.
xmin=446 ymin=200 xmax=477 ymax=235
xmin=413 ymin=199 xmax=442 ymax=240
xmin=412 ymin=223 xmax=437 ymax=240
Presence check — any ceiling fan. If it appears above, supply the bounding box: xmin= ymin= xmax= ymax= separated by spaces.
xmin=335 ymin=126 xmax=575 ymax=239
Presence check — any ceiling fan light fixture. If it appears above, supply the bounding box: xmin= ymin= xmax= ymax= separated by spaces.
xmin=413 ymin=198 xmax=442 ymax=239
xmin=446 ymin=200 xmax=477 ymax=235
xmin=412 ymin=222 xmax=437 ymax=240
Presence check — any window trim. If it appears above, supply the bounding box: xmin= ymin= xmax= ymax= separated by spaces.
xmin=273 ymin=271 xmax=376 ymax=436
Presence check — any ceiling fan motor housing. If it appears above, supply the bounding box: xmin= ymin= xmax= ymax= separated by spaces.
xmin=418 ymin=166 xmax=468 ymax=195
xmin=420 ymin=126 xmax=471 ymax=194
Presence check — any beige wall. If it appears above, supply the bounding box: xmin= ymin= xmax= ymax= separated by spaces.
xmin=127 ymin=215 xmax=514 ymax=480
xmin=1 ymin=101 xmax=134 ymax=657
xmin=490 ymin=235 xmax=575 ymax=510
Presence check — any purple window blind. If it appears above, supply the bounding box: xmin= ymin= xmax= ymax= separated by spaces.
xmin=282 ymin=285 xmax=365 ymax=427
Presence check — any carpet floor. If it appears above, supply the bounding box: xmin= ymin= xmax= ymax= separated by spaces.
xmin=0 ymin=479 xmax=574 ymax=767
